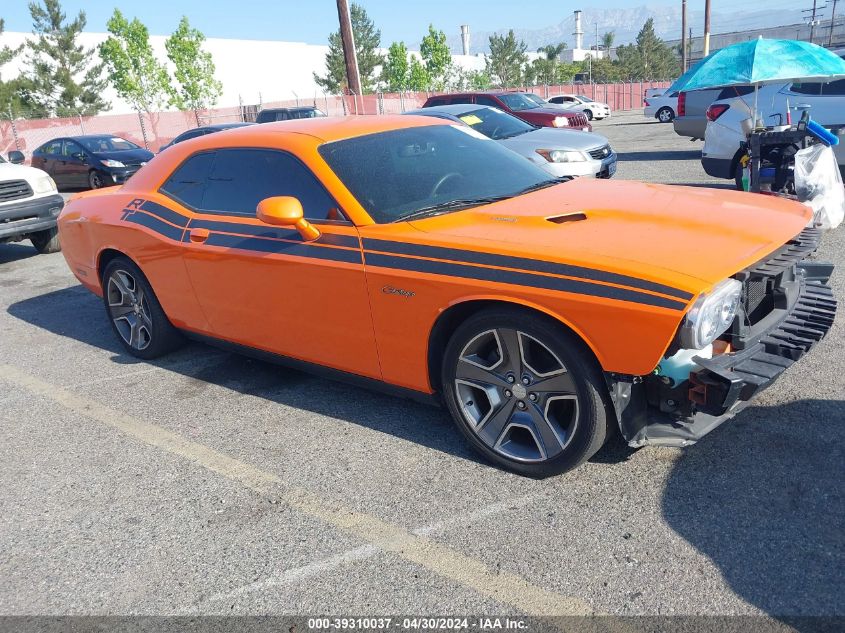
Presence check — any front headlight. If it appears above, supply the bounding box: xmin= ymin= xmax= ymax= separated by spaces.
xmin=32 ymin=175 xmax=57 ymax=194
xmin=552 ymin=116 xmax=570 ymax=127
xmin=537 ymin=149 xmax=588 ymax=163
xmin=101 ymin=159 xmax=125 ymax=168
xmin=678 ymin=278 xmax=742 ymax=349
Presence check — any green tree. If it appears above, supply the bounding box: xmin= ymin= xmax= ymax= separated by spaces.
xmin=601 ymin=32 xmax=615 ymax=52
xmin=24 ymin=0 xmax=109 ymax=116
xmin=381 ymin=41 xmax=409 ymax=92
xmin=616 ymin=19 xmax=679 ymax=80
xmin=0 ymin=18 xmax=22 ymax=69
xmin=407 ymin=56 xmax=430 ymax=91
xmin=99 ymin=10 xmax=171 ymax=115
xmin=314 ymin=3 xmax=383 ymax=95
xmin=532 ymin=43 xmax=567 ymax=85
xmin=485 ymin=30 xmax=528 ymax=88
xmin=420 ymin=24 xmax=451 ymax=89
xmin=165 ymin=16 xmax=222 ymax=111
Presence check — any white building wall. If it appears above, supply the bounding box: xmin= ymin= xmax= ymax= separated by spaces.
xmin=0 ymin=31 xmax=488 ymax=115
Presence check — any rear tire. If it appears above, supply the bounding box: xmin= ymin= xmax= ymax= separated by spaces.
xmin=657 ymin=107 xmax=674 ymax=123
xmin=101 ymin=256 xmax=183 ymax=360
xmin=441 ymin=308 xmax=613 ymax=478
xmin=584 ymin=109 xmax=594 ymax=121
xmin=30 ymin=227 xmax=61 ymax=254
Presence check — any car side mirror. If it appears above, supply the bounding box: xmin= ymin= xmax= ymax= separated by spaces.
xmin=8 ymin=150 xmax=24 ymax=164
xmin=256 ymin=196 xmax=320 ymax=241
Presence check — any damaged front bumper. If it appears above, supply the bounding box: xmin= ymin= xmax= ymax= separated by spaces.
xmin=610 ymin=228 xmax=837 ymax=448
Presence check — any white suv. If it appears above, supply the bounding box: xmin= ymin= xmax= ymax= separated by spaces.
xmin=0 ymin=151 xmax=65 ymax=254
xmin=702 ymin=80 xmax=845 ymax=188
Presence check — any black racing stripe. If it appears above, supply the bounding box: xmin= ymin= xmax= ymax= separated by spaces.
xmin=187 ymin=218 xmax=360 ymax=249
xmin=362 ymin=238 xmax=692 ymax=301
xmin=125 ymin=211 xmax=185 ymax=242
xmin=138 ymin=200 xmax=190 ymax=228
xmin=365 ymin=252 xmax=687 ymax=311
xmin=189 ymin=218 xmax=303 ymax=241
xmin=204 ymin=233 xmax=363 ymax=264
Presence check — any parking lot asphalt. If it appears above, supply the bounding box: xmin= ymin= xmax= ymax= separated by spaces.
xmin=2 ymin=109 xmax=843 ymax=619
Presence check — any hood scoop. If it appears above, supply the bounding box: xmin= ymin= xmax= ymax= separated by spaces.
xmin=546 ymin=212 xmax=587 ymax=224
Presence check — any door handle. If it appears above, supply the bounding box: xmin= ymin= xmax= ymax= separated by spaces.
xmin=791 ymin=104 xmax=812 ymax=109
xmin=189 ymin=228 xmax=210 ymax=243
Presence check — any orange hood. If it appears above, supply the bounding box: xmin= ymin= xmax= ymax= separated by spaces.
xmin=409 ymin=178 xmax=812 ymax=295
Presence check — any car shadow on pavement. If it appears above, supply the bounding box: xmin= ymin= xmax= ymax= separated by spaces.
xmin=662 ymin=398 xmax=844 ymax=621
xmin=616 ymin=150 xmax=703 ymax=162
xmin=0 ymin=242 xmax=40 ymax=264
xmin=7 ymin=286 xmax=486 ymax=465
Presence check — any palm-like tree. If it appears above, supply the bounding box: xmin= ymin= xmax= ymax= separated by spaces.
xmin=537 ymin=42 xmax=567 ymax=62
xmin=601 ymin=32 xmax=615 ymax=52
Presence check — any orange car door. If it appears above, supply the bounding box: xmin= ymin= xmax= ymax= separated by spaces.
xmin=163 ymin=148 xmax=381 ymax=379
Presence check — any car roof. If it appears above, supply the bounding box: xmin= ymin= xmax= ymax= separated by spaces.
xmin=193 ymin=115 xmax=450 ymax=143
xmin=409 ymin=104 xmax=486 ymax=116
xmin=204 ymin=122 xmax=255 ymax=130
xmin=260 ymin=106 xmax=321 ymax=112
xmin=66 ymin=134 xmax=131 ymax=140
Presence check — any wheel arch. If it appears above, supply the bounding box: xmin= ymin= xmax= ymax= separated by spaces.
xmin=97 ymin=247 xmax=137 ymax=284
xmin=426 ymin=297 xmax=605 ymax=394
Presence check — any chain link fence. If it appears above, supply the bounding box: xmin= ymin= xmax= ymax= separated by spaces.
xmin=1 ymin=80 xmax=670 ymax=162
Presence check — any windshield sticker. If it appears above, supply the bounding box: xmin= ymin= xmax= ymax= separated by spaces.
xmin=450 ymin=124 xmax=489 ymax=140
xmin=458 ymin=114 xmax=483 ymax=126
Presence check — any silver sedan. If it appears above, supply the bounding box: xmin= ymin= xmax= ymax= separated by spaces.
xmin=406 ymin=104 xmax=616 ymax=179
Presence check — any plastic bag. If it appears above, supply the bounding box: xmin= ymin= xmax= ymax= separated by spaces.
xmin=794 ymin=143 xmax=845 ymax=229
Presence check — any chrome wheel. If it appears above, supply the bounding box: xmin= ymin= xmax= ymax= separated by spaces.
xmin=454 ymin=328 xmax=579 ymax=463
xmin=657 ymin=107 xmax=674 ymax=123
xmin=106 ymin=269 xmax=153 ymax=351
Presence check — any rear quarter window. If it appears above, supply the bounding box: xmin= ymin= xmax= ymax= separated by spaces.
xmin=160 ymin=152 xmax=215 ymax=208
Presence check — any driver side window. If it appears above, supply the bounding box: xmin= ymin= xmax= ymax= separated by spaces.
xmin=63 ymin=141 xmax=84 ymax=159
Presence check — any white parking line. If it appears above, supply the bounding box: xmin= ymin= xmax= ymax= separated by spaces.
xmin=1 ymin=364 xmax=593 ymax=616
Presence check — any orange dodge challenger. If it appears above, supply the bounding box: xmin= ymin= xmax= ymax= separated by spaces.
xmin=58 ymin=116 xmax=836 ymax=477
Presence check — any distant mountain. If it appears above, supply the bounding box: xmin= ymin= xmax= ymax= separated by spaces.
xmin=445 ymin=6 xmax=807 ymax=53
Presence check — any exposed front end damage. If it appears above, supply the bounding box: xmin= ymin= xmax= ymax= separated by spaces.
xmin=608 ymin=226 xmax=837 ymax=447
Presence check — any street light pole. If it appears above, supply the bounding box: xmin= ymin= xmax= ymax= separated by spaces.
xmin=335 ymin=0 xmax=362 ymax=102
xmin=681 ymin=0 xmax=688 ymax=71
xmin=703 ymin=0 xmax=712 ymax=56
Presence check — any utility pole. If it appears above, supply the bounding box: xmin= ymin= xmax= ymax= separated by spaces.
xmin=703 ymin=0 xmax=712 ymax=56
xmin=335 ymin=0 xmax=362 ymax=99
xmin=829 ymin=0 xmax=838 ymax=46
xmin=681 ymin=0 xmax=688 ymax=71
xmin=803 ymin=1 xmax=827 ymax=44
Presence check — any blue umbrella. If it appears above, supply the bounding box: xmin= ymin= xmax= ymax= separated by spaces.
xmin=673 ymin=38 xmax=845 ymax=92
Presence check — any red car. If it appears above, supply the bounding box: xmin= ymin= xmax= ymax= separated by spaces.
xmin=422 ymin=92 xmax=592 ymax=131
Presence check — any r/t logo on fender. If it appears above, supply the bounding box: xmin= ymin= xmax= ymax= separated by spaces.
xmin=382 ymin=285 xmax=415 ymax=298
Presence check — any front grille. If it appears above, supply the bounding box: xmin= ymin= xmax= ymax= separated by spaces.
xmin=0 ymin=179 xmax=34 ymax=203
xmin=731 ymin=226 xmax=824 ymax=345
xmin=588 ymin=144 xmax=611 ymax=160
xmin=569 ymin=113 xmax=589 ymax=128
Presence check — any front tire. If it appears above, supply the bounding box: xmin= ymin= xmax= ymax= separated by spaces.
xmin=441 ymin=308 xmax=613 ymax=478
xmin=30 ymin=227 xmax=61 ymax=254
xmin=89 ymin=170 xmax=111 ymax=189
xmin=101 ymin=257 xmax=183 ymax=359
xmin=657 ymin=107 xmax=674 ymax=123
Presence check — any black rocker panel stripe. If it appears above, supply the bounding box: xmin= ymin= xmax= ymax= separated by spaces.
xmin=365 ymin=252 xmax=687 ymax=310
xmin=362 ymin=238 xmax=692 ymax=301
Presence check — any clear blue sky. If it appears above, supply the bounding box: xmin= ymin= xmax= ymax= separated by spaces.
xmin=1 ymin=0 xmax=801 ymax=44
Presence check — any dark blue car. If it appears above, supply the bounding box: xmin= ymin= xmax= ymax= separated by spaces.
xmin=31 ymin=135 xmax=155 ymax=190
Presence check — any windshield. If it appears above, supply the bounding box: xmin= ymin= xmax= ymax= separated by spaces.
xmin=523 ymin=94 xmax=547 ymax=106
xmin=497 ymin=93 xmax=540 ymax=112
xmin=454 ymin=107 xmax=535 ymax=140
xmin=79 ymin=137 xmax=140 ymax=152
xmin=319 ymin=125 xmax=558 ymax=223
